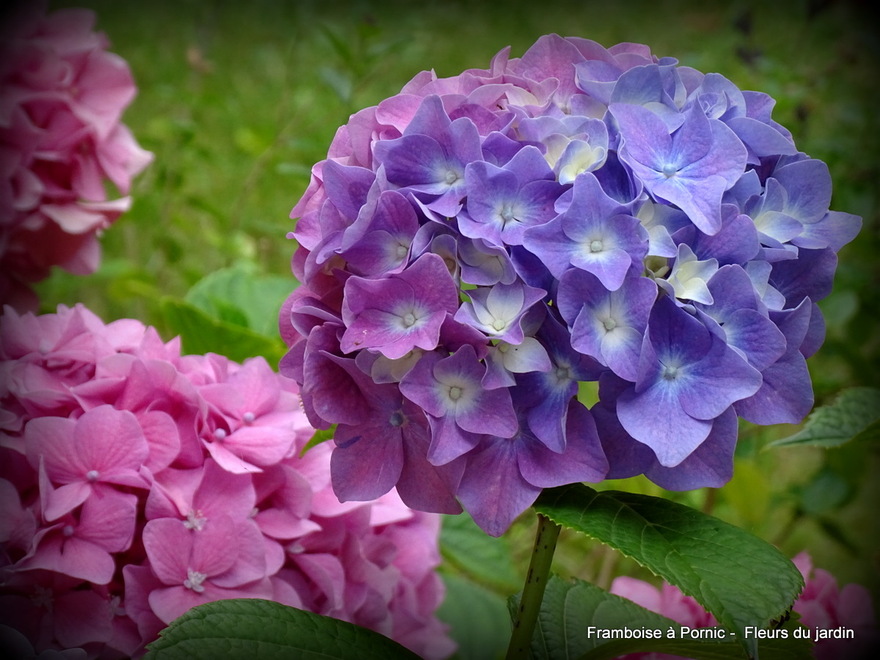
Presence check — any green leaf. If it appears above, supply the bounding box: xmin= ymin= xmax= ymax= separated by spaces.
xmin=513 ymin=575 xmax=811 ymax=660
xmin=767 ymin=387 xmax=880 ymax=448
xmin=851 ymin=418 xmax=880 ymax=445
xmin=535 ymin=485 xmax=804 ymax=658
xmin=438 ymin=573 xmax=510 ymax=660
xmin=160 ymin=297 xmax=286 ymax=364
xmin=185 ymin=264 xmax=294 ymax=337
xmin=145 ymin=598 xmax=420 ymax=659
xmin=300 ymin=426 xmax=336 ymax=456
xmin=799 ymin=466 xmax=852 ymax=515
xmin=440 ymin=513 xmax=521 ymax=593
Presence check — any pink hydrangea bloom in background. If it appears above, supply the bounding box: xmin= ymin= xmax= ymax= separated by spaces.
xmin=790 ymin=552 xmax=879 ymax=660
xmin=0 ymin=2 xmax=152 ymax=311
xmin=610 ymin=553 xmax=878 ymax=659
xmin=0 ymin=303 xmax=454 ymax=659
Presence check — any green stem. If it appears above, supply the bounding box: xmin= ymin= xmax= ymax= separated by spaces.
xmin=506 ymin=512 xmax=561 ymax=660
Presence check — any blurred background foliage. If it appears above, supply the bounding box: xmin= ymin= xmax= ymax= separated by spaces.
xmin=39 ymin=0 xmax=879 ymax=656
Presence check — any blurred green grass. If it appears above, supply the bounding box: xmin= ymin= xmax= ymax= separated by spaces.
xmin=37 ymin=0 xmax=880 ymax=634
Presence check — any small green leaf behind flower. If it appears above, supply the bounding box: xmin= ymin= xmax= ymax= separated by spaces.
xmin=766 ymin=387 xmax=880 ymax=449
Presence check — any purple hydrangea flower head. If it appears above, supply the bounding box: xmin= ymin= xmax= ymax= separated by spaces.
xmin=280 ymin=34 xmax=861 ymax=535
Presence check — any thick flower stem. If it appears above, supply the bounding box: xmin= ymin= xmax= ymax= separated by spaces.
xmin=506 ymin=512 xmax=561 ymax=660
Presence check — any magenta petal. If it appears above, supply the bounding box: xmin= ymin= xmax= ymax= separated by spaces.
xmin=77 ymin=489 xmax=137 ymax=553
xmin=210 ymin=520 xmax=267 ymax=588
xmin=139 ymin=410 xmax=181 ymax=473
xmin=20 ymin=529 xmax=116 ymax=584
xmin=54 ymin=589 xmax=114 ymax=648
xmin=222 ymin=424 xmax=295 ymax=467
xmin=25 ymin=416 xmax=79 ymax=482
xmin=143 ymin=518 xmax=193 ymax=584
xmin=190 ymin=515 xmax=242 ymax=578
xmin=74 ymin=405 xmax=149 ymax=475
xmin=42 ymin=479 xmax=90 ymax=522
xmin=194 ymin=460 xmax=257 ymax=522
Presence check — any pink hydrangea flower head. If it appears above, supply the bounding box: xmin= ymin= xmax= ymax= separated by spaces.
xmin=0 ymin=1 xmax=152 ymax=310
xmin=791 ymin=552 xmax=878 ymax=660
xmin=0 ymin=304 xmax=453 ymax=658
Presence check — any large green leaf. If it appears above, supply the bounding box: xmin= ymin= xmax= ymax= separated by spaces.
xmin=184 ymin=264 xmax=294 ymax=337
xmin=145 ymin=598 xmax=420 ymax=659
xmin=513 ymin=575 xmax=810 ymax=660
xmin=160 ymin=297 xmax=286 ymax=364
xmin=535 ymin=485 xmax=804 ymax=658
xmin=438 ymin=573 xmax=510 ymax=660
xmin=767 ymin=387 xmax=880 ymax=448
xmin=440 ymin=513 xmax=521 ymax=593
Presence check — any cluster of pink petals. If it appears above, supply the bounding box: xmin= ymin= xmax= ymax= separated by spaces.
xmin=0 ymin=2 xmax=152 ymax=311
xmin=0 ymin=303 xmax=454 ymax=659
xmin=610 ymin=552 xmax=877 ymax=659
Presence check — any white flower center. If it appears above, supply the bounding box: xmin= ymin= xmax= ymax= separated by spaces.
xmin=554 ymin=366 xmax=572 ymax=385
xmin=448 ymin=385 xmax=463 ymax=401
xmin=183 ymin=569 xmax=208 ymax=593
xmin=183 ymin=510 xmax=207 ymax=531
xmin=590 ymin=239 xmax=604 ymax=253
xmin=86 ymin=469 xmax=100 ymax=482
xmin=602 ymin=317 xmax=617 ymax=332
xmin=661 ymin=365 xmax=680 ymax=381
